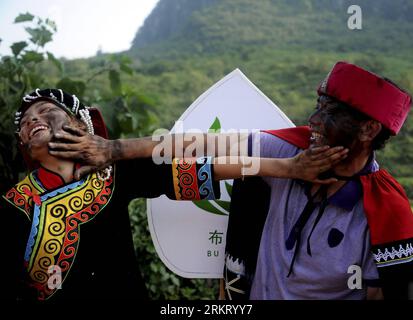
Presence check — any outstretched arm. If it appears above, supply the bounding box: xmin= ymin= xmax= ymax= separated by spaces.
xmin=49 ymin=125 xmax=347 ymax=183
xmin=213 ymin=145 xmax=347 ymax=184
xmin=49 ymin=125 xmax=247 ymax=179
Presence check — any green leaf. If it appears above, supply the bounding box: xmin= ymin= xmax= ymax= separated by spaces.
xmin=45 ymin=18 xmax=57 ymax=32
xmin=120 ymin=63 xmax=133 ymax=75
xmin=14 ymin=13 xmax=34 ymax=23
xmin=124 ymin=93 xmax=155 ymax=114
xmin=225 ymin=181 xmax=233 ymax=196
xmin=47 ymin=52 xmax=63 ymax=73
xmin=213 ymin=199 xmax=230 ymax=212
xmin=117 ymin=112 xmax=134 ymax=133
xmin=11 ymin=41 xmax=27 ymax=56
xmin=25 ymin=26 xmax=53 ymax=47
xmin=208 ymin=117 xmax=221 ymax=133
xmin=109 ymin=69 xmax=121 ymax=94
xmin=171 ymin=276 xmax=180 ymax=287
xmin=55 ymin=78 xmax=86 ymax=97
xmin=192 ymin=200 xmax=228 ymax=215
xmin=21 ymin=50 xmax=44 ymax=64
xmin=120 ymin=55 xmax=132 ymax=64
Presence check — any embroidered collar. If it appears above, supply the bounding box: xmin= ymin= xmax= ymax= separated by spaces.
xmin=3 ymin=168 xmax=115 ymax=300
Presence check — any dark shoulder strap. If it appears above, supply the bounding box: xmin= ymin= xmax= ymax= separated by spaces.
xmin=224 ymin=176 xmax=270 ymax=299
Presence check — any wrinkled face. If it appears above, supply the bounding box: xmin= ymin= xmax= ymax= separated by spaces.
xmin=18 ymin=101 xmax=73 ymax=159
xmin=308 ymin=95 xmax=362 ymax=150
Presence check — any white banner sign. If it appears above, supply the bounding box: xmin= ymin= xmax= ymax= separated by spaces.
xmin=147 ymin=69 xmax=294 ymax=278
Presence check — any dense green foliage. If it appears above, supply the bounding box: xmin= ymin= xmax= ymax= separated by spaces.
xmin=132 ymin=0 xmax=413 ymax=57
xmin=1 ymin=0 xmax=413 ymax=300
xmin=0 ymin=13 xmax=60 ymax=191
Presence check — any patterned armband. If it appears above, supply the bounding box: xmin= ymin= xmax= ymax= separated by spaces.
xmin=172 ymin=156 xmax=219 ymax=200
xmin=372 ymin=238 xmax=413 ymax=267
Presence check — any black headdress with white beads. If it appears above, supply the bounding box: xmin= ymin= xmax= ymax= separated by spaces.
xmin=16 ymin=88 xmax=112 ymax=181
xmin=16 ymin=88 xmax=94 ymax=135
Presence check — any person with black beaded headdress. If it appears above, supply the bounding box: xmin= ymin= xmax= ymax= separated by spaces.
xmin=1 ymin=88 xmax=346 ymax=301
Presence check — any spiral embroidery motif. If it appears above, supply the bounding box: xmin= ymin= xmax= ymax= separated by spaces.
xmin=4 ymin=170 xmax=115 ymax=300
xmin=3 ymin=174 xmax=43 ymax=220
xmin=172 ymin=158 xmax=200 ymax=200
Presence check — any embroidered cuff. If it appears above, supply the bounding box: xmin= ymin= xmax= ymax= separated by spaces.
xmin=172 ymin=156 xmax=220 ymax=200
xmin=372 ymin=239 xmax=413 ymax=268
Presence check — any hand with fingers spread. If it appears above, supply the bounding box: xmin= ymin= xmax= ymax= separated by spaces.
xmin=48 ymin=125 xmax=113 ymax=180
xmin=287 ymin=145 xmax=349 ymax=184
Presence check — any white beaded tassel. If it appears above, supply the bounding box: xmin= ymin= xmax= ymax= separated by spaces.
xmin=96 ymin=165 xmax=113 ymax=182
xmin=72 ymin=95 xmax=80 ymax=114
xmin=79 ymin=108 xmax=95 ymax=135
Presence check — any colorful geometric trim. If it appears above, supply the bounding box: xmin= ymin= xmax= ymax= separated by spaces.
xmin=172 ymin=158 xmax=201 ymax=200
xmin=197 ymin=157 xmax=216 ymax=200
xmin=3 ymin=173 xmax=45 ymax=220
xmin=3 ymin=168 xmax=115 ymax=300
xmin=372 ymin=239 xmax=413 ymax=268
xmin=24 ymin=179 xmax=86 ymax=262
xmin=172 ymin=157 xmax=216 ymax=200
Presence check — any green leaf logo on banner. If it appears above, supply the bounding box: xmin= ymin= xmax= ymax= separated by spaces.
xmin=192 ymin=117 xmax=231 ymax=216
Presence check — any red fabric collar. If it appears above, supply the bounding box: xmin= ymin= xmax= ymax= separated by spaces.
xmin=263 ymin=126 xmax=413 ymax=245
xmin=263 ymin=126 xmax=311 ymax=150
xmin=37 ymin=164 xmax=81 ymax=190
xmin=360 ymin=170 xmax=413 ymax=244
xmin=37 ymin=166 xmax=65 ymax=190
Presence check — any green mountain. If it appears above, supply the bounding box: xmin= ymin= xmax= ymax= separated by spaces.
xmin=132 ymin=0 xmax=413 ymax=58
xmin=126 ymin=0 xmax=413 ymax=127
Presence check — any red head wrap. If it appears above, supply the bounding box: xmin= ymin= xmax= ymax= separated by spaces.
xmin=318 ymin=62 xmax=411 ymax=135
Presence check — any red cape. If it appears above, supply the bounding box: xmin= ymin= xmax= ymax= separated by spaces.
xmin=263 ymin=126 xmax=413 ymax=245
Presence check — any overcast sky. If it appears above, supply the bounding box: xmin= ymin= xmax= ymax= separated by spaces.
xmin=0 ymin=0 xmax=159 ymax=59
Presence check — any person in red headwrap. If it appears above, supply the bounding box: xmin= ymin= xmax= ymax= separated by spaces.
xmin=0 ymin=89 xmax=346 ymax=301
xmin=222 ymin=62 xmax=413 ymax=300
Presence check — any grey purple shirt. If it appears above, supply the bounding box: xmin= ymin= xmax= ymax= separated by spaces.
xmin=249 ymin=132 xmax=379 ymax=300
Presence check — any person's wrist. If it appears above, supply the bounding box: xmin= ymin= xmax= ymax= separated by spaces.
xmin=107 ymin=139 xmax=117 ymax=162
xmin=144 ymin=137 xmax=156 ymax=158
xmin=264 ymin=158 xmax=292 ymax=178
xmin=282 ymin=157 xmax=296 ymax=179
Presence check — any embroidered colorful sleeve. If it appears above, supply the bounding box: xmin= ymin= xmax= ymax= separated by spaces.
xmin=117 ymin=156 xmax=220 ymax=202
xmin=171 ymin=156 xmax=220 ymax=200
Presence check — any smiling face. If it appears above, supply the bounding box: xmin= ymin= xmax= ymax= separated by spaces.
xmin=18 ymin=101 xmax=75 ymax=160
xmin=308 ymin=95 xmax=365 ymax=150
